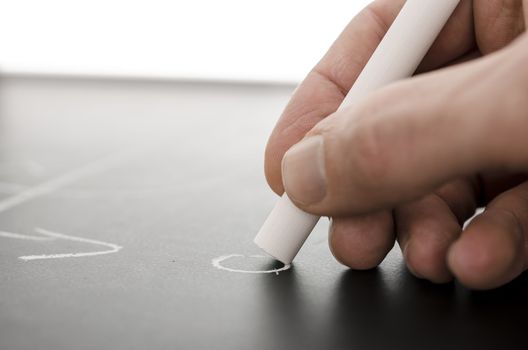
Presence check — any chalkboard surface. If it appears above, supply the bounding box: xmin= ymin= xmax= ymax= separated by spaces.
xmin=1 ymin=75 xmax=527 ymax=350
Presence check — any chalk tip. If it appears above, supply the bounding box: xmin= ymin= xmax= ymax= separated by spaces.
xmin=253 ymin=235 xmax=290 ymax=265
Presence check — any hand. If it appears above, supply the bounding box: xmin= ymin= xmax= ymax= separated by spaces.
xmin=265 ymin=0 xmax=528 ymax=290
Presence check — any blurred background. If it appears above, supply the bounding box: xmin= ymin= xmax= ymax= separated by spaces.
xmin=0 ymin=0 xmax=371 ymax=83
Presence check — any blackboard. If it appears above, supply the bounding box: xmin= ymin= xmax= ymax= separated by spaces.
xmin=1 ymin=75 xmax=527 ymax=350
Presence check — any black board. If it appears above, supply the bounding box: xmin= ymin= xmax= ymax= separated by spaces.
xmin=1 ymin=75 xmax=527 ymax=350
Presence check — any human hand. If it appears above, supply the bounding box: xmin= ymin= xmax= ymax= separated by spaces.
xmin=264 ymin=0 xmax=528 ymax=289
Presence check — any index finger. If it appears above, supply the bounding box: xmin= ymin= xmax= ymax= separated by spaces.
xmin=264 ymin=0 xmax=474 ymax=194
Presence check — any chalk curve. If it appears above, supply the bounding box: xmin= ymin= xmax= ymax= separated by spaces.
xmin=211 ymin=254 xmax=291 ymax=275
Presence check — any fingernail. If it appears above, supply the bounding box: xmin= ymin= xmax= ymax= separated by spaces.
xmin=282 ymin=136 xmax=326 ymax=205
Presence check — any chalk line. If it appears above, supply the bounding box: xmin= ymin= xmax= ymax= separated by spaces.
xmin=212 ymin=254 xmax=291 ymax=275
xmin=17 ymin=228 xmax=122 ymax=261
xmin=0 ymin=151 xmax=136 ymax=214
xmin=0 ymin=230 xmax=55 ymax=241
xmin=0 ymin=152 xmax=134 ymax=261
xmin=0 ymin=228 xmax=122 ymax=261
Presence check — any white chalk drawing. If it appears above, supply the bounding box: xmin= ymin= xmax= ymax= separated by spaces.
xmin=0 ymin=152 xmax=132 ymax=261
xmin=0 ymin=163 xmax=227 ymax=199
xmin=212 ymin=254 xmax=291 ymax=275
xmin=0 ymin=228 xmax=122 ymax=261
xmin=0 ymin=152 xmax=135 ymax=214
xmin=0 ymin=230 xmax=55 ymax=241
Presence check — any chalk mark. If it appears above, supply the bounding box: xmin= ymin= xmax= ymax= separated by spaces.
xmin=212 ymin=254 xmax=291 ymax=275
xmin=0 ymin=230 xmax=55 ymax=241
xmin=0 ymin=176 xmax=228 ymax=199
xmin=0 ymin=152 xmax=134 ymax=261
xmin=0 ymin=151 xmax=136 ymax=214
xmin=0 ymin=150 xmax=143 ymax=262
xmin=0 ymin=228 xmax=122 ymax=261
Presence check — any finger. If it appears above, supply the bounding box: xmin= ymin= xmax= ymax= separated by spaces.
xmin=268 ymin=1 xmax=399 ymax=272
xmin=447 ymin=181 xmax=528 ymax=290
xmin=265 ymin=0 xmax=474 ymax=194
xmin=266 ymin=0 xmax=528 ymax=194
xmin=265 ymin=0 xmax=405 ymax=194
xmin=416 ymin=0 xmax=474 ymax=72
xmin=473 ymin=0 xmax=526 ymax=54
xmin=281 ymin=35 xmax=528 ymax=216
xmin=329 ymin=211 xmax=394 ymax=270
xmin=396 ymin=179 xmax=477 ymax=283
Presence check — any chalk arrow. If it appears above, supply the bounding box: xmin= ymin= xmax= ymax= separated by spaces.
xmin=0 ymin=228 xmax=122 ymax=261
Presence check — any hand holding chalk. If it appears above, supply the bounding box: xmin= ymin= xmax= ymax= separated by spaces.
xmin=255 ymin=0 xmax=462 ymax=264
xmin=257 ymin=0 xmax=528 ymax=290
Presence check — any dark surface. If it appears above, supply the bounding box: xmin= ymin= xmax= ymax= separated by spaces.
xmin=0 ymin=75 xmax=527 ymax=350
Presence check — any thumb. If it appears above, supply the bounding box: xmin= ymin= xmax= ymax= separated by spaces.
xmin=281 ymin=35 xmax=528 ymax=216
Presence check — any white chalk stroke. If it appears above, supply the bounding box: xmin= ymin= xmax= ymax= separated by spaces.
xmin=212 ymin=254 xmax=291 ymax=275
xmin=0 ymin=228 xmax=122 ymax=261
xmin=0 ymin=152 xmax=135 ymax=214
xmin=0 ymin=152 xmax=134 ymax=261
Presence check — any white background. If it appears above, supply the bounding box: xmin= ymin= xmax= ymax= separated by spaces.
xmin=0 ymin=0 xmax=370 ymax=83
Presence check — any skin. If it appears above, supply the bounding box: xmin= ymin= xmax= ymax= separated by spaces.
xmin=264 ymin=0 xmax=528 ymax=290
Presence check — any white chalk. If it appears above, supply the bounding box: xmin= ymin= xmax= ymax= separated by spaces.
xmin=212 ymin=254 xmax=291 ymax=275
xmin=255 ymin=0 xmax=461 ymax=265
xmin=0 ymin=228 xmax=122 ymax=261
